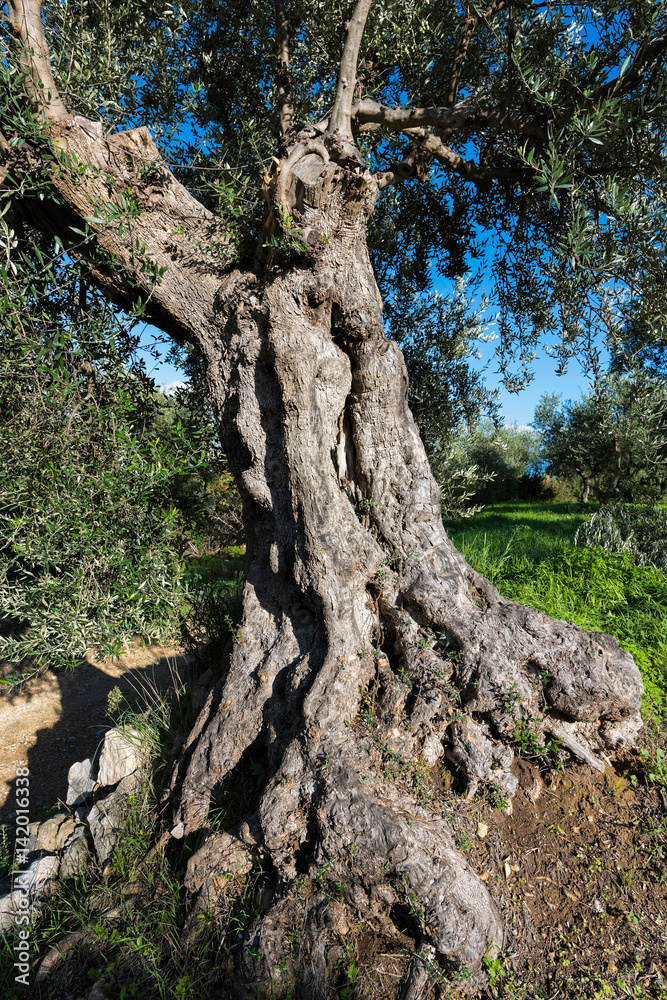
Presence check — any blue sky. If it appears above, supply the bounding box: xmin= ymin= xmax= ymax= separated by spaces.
xmin=469 ymin=332 xmax=604 ymax=426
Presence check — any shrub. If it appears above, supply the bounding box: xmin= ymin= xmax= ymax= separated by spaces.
xmin=0 ymin=387 xmax=209 ymax=672
xmin=574 ymin=503 xmax=667 ymax=574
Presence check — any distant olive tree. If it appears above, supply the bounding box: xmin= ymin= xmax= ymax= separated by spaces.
xmin=436 ymin=420 xmax=543 ymax=512
xmin=534 ymin=375 xmax=667 ymax=502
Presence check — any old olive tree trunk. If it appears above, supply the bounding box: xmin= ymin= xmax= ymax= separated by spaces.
xmin=36 ymin=118 xmax=643 ymax=992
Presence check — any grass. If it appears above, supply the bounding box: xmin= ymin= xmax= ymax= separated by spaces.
xmin=446 ymin=501 xmax=667 ymax=722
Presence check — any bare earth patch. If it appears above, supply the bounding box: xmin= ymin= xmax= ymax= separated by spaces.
xmin=0 ymin=644 xmax=189 ymax=822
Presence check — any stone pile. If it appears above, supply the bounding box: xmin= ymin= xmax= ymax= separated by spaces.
xmin=0 ymin=726 xmax=148 ymax=930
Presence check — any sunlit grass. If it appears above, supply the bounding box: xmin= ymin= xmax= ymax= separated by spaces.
xmin=447 ymin=502 xmax=667 ymax=722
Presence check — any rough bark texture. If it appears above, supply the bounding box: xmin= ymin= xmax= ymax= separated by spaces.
xmin=24 ymin=119 xmax=644 ymax=995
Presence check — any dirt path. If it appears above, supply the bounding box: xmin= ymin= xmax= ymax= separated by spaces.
xmin=0 ymin=644 xmax=189 ymax=822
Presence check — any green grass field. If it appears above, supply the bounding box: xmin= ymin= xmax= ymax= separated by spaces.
xmin=446 ymin=502 xmax=667 ymax=723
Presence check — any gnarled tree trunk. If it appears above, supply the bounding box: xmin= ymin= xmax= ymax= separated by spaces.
xmin=30 ymin=119 xmax=643 ymax=994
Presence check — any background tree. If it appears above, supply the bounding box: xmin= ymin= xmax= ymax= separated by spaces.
xmin=1 ymin=0 xmax=665 ymax=989
xmin=535 ymin=375 xmax=667 ymax=502
xmin=0 ymin=242 xmax=223 ymax=669
xmin=440 ymin=420 xmax=544 ymax=508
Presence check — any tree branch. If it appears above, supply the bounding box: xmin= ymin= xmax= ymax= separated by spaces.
xmin=7 ymin=0 xmax=67 ymax=119
xmin=448 ymin=0 xmax=507 ymax=107
xmin=592 ymin=33 xmax=667 ymax=105
xmin=375 ymin=126 xmax=535 ymax=191
xmin=274 ymin=0 xmax=294 ymax=136
xmin=328 ymin=0 xmax=374 ymax=140
xmin=354 ymin=98 xmax=547 ymax=139
xmin=23 ymin=118 xmax=234 ymax=350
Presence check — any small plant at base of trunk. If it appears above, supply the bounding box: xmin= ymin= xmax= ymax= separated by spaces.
xmin=488 ymin=784 xmax=509 ymax=810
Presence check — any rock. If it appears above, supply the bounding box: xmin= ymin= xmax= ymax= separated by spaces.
xmin=67 ymin=758 xmax=96 ymax=806
xmin=59 ymin=826 xmax=91 ymax=879
xmin=88 ymin=980 xmax=115 ymax=1000
xmin=476 ymin=822 xmax=488 ymax=839
xmin=184 ymin=832 xmax=254 ymax=894
xmin=421 ymin=733 xmax=444 ymax=766
xmin=32 ymin=814 xmax=77 ymax=853
xmin=0 ymin=854 xmax=59 ymax=930
xmin=97 ymin=727 xmax=147 ymax=788
xmin=87 ymin=772 xmax=141 ymax=864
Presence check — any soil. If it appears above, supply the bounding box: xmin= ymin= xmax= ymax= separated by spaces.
xmin=0 ymin=643 xmax=190 ymax=822
xmin=344 ymin=734 xmax=667 ymax=1000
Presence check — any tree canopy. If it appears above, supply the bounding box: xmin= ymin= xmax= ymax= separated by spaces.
xmin=535 ymin=373 xmax=667 ymax=502
xmin=3 ymin=1 xmax=667 ymax=371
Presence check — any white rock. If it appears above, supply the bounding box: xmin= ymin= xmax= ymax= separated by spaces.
xmin=66 ymin=758 xmax=96 ymax=806
xmin=422 ymin=734 xmax=444 ymax=766
xmin=0 ymin=855 xmax=59 ymax=930
xmin=97 ymin=727 xmax=146 ymax=788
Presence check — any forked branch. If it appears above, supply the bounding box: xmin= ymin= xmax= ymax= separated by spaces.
xmin=374 ymin=127 xmax=534 ymax=191
xmin=7 ymin=0 xmax=67 ymax=119
xmin=328 ymin=0 xmax=374 ymax=140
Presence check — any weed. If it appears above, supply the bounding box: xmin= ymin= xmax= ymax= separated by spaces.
xmin=513 ymin=718 xmax=562 ymax=761
xmin=357 ymin=498 xmax=383 ymax=513
xmin=483 ymin=950 xmax=508 ymax=997
xmin=488 ymin=784 xmax=510 ymax=810
xmin=0 ymin=824 xmax=11 ymax=881
xmin=637 ymin=746 xmax=667 ymax=787
xmin=336 ymin=941 xmax=358 ymax=998
xmin=455 ymin=830 xmax=473 ymax=852
xmin=407 ymin=893 xmax=426 ymax=933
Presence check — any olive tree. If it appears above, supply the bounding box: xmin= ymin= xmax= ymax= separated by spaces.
xmin=2 ymin=0 xmax=665 ymax=989
xmin=535 ymin=375 xmax=667 ymax=502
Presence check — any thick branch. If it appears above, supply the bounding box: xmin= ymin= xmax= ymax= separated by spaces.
xmin=7 ymin=0 xmax=67 ymax=119
xmin=328 ymin=0 xmax=374 ymax=140
xmin=448 ymin=0 xmax=507 ymax=107
xmin=274 ymin=0 xmax=294 ymax=136
xmin=355 ymin=98 xmax=547 ymax=139
xmin=24 ymin=118 xmax=233 ymax=351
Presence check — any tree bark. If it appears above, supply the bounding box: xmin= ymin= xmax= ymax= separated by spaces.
xmin=20 ymin=119 xmax=644 ymax=994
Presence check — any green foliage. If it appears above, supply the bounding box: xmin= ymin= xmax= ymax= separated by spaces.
xmin=434 ymin=420 xmax=544 ymax=512
xmin=513 ymin=720 xmax=563 ymax=762
xmin=0 ymin=377 xmax=208 ymax=670
xmin=488 ymin=785 xmax=510 ymax=810
xmin=180 ymin=553 xmax=244 ymax=665
xmin=636 ymin=746 xmax=667 ymax=789
xmin=483 ymin=950 xmax=508 ymax=998
xmin=448 ymin=503 xmax=667 ymax=721
xmin=396 ymin=277 xmax=500 ymax=452
xmin=534 ymin=375 xmax=667 ymax=503
xmin=575 ymin=503 xmax=667 ymax=574
xmin=0 ymin=824 xmax=11 ymax=881
xmin=3 ymin=0 xmax=665 ymax=397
